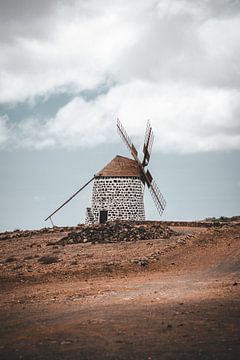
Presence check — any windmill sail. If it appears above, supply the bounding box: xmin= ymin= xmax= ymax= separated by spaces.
xmin=142 ymin=120 xmax=154 ymax=167
xmin=148 ymin=178 xmax=166 ymax=216
xmin=143 ymin=168 xmax=166 ymax=216
xmin=117 ymin=118 xmax=166 ymax=217
xmin=117 ymin=119 xmax=139 ymax=161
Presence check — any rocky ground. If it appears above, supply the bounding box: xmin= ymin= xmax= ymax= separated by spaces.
xmin=0 ymin=219 xmax=240 ymax=359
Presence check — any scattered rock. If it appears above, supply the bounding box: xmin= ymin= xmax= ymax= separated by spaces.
xmin=131 ymin=258 xmax=149 ymax=266
xmin=70 ymin=260 xmax=78 ymax=266
xmin=0 ymin=225 xmax=84 ymax=241
xmin=4 ymin=256 xmax=18 ymax=263
xmin=60 ymin=340 xmax=73 ymax=345
xmin=38 ymin=255 xmax=60 ymax=265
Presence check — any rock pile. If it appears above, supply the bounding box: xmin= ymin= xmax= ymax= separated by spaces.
xmin=57 ymin=221 xmax=174 ymax=245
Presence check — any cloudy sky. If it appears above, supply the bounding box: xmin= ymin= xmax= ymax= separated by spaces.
xmin=0 ymin=0 xmax=240 ymax=231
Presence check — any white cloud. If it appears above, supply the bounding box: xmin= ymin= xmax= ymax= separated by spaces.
xmin=4 ymin=80 xmax=240 ymax=153
xmin=0 ymin=0 xmax=138 ymax=103
xmin=0 ymin=0 xmax=240 ymax=153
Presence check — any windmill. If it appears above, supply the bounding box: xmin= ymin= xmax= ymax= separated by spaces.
xmin=45 ymin=119 xmax=166 ymax=225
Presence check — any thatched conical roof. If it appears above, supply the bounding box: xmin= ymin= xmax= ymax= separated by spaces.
xmin=97 ymin=155 xmax=141 ymax=177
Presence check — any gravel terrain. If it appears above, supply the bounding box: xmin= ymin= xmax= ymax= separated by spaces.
xmin=0 ymin=220 xmax=239 ymax=359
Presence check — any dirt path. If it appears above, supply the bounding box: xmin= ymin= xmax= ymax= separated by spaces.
xmin=0 ymin=223 xmax=240 ymax=359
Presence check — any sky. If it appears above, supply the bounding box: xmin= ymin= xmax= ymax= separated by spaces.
xmin=0 ymin=0 xmax=240 ymax=231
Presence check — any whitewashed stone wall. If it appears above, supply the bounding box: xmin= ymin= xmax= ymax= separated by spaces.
xmin=85 ymin=176 xmax=145 ymax=224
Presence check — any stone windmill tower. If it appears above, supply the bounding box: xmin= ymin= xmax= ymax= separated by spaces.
xmin=85 ymin=155 xmax=145 ymax=224
xmin=45 ymin=120 xmax=166 ymax=226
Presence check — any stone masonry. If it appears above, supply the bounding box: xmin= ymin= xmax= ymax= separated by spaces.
xmin=85 ymin=176 xmax=145 ymax=224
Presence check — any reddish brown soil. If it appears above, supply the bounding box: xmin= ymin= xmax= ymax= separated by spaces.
xmin=0 ymin=222 xmax=240 ymax=359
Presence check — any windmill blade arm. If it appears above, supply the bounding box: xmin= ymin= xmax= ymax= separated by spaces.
xmin=149 ymin=179 xmax=166 ymax=216
xmin=142 ymin=120 xmax=154 ymax=167
xmin=117 ymin=118 xmax=133 ymax=152
xmin=44 ymin=176 xmax=95 ymax=221
xmin=117 ymin=119 xmax=140 ymax=161
xmin=147 ymin=176 xmax=166 ymax=216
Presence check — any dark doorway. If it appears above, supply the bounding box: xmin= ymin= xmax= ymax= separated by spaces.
xmin=99 ymin=210 xmax=108 ymax=224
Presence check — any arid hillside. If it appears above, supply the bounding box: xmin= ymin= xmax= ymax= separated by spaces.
xmin=0 ymin=219 xmax=240 ymax=359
